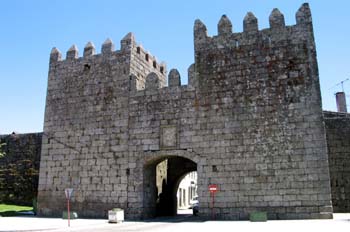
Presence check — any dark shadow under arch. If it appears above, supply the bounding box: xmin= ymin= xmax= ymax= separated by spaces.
xmin=143 ymin=154 xmax=197 ymax=218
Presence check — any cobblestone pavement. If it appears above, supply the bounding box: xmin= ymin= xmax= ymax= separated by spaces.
xmin=0 ymin=214 xmax=349 ymax=232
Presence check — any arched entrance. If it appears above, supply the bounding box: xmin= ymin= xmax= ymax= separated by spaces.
xmin=143 ymin=152 xmax=198 ymax=218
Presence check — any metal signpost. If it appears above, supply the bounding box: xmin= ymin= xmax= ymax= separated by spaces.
xmin=208 ymin=184 xmax=218 ymax=220
xmin=65 ymin=188 xmax=74 ymax=227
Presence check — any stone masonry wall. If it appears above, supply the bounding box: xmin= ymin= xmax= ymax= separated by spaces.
xmin=188 ymin=3 xmax=332 ymax=219
xmin=38 ymin=3 xmax=333 ymax=220
xmin=324 ymin=111 xmax=350 ymax=212
xmin=38 ymin=34 xmax=166 ymax=218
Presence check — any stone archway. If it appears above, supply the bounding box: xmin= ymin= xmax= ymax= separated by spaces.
xmin=142 ymin=150 xmax=199 ymax=218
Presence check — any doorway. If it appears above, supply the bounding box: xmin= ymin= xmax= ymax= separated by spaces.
xmin=143 ymin=155 xmax=197 ymax=218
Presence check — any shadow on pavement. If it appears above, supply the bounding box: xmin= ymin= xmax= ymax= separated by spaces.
xmin=135 ymin=214 xmax=207 ymax=223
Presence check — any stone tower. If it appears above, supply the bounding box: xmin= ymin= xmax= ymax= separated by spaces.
xmin=38 ymin=3 xmax=333 ymax=220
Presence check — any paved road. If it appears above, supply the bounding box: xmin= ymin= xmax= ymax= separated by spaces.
xmin=1 ymin=214 xmax=350 ymax=232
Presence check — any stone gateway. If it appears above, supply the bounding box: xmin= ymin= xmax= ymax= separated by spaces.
xmin=37 ymin=3 xmax=334 ymax=220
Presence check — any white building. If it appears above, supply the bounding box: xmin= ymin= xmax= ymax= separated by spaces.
xmin=177 ymin=171 xmax=197 ymax=209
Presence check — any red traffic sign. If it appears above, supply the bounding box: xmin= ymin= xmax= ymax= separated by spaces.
xmin=65 ymin=188 xmax=74 ymax=199
xmin=209 ymin=184 xmax=218 ymax=193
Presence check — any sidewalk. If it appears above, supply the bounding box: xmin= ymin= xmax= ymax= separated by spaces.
xmin=0 ymin=213 xmax=349 ymax=232
xmin=0 ymin=217 xmax=107 ymax=231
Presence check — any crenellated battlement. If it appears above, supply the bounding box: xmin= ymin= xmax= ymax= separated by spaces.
xmin=48 ymin=3 xmax=316 ymax=97
xmin=194 ymin=3 xmax=313 ymax=52
xmin=49 ymin=33 xmax=165 ymax=76
xmin=47 ymin=32 xmax=167 ymax=100
xmin=129 ymin=3 xmax=316 ymax=94
xmin=191 ymin=3 xmax=318 ymax=98
xmin=130 ymin=65 xmax=195 ymax=93
xmin=133 ymin=43 xmax=166 ymax=75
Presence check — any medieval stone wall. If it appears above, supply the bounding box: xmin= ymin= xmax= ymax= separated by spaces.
xmin=188 ymin=3 xmax=331 ymax=219
xmin=129 ymin=37 xmax=166 ymax=90
xmin=38 ymin=3 xmax=333 ymax=220
xmin=324 ymin=111 xmax=350 ymax=212
xmin=38 ymin=32 xmax=167 ymax=218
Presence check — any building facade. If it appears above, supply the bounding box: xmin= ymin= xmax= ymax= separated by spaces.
xmin=37 ymin=3 xmax=334 ymax=220
xmin=177 ymin=171 xmax=197 ymax=209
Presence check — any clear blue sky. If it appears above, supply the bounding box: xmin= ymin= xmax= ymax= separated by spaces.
xmin=0 ymin=0 xmax=349 ymax=134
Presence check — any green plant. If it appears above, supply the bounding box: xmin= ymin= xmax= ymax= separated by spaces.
xmin=0 ymin=204 xmax=33 ymax=217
